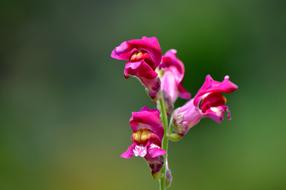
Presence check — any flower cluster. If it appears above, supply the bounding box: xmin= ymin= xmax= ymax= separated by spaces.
xmin=111 ymin=36 xmax=238 ymax=189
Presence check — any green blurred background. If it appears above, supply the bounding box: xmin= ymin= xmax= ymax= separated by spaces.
xmin=1 ymin=0 xmax=285 ymax=189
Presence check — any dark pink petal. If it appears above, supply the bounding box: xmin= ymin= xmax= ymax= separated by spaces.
xmin=203 ymin=105 xmax=229 ymax=123
xmin=147 ymin=144 xmax=166 ymax=158
xmin=130 ymin=107 xmax=164 ymax=139
xmin=159 ymin=49 xmax=184 ymax=81
xmin=124 ymin=61 xmax=158 ymax=79
xmin=111 ymin=41 xmax=135 ymax=60
xmin=124 ymin=61 xmax=160 ymax=99
xmin=120 ymin=143 xmax=136 ymax=159
xmin=177 ymin=83 xmax=191 ymax=99
xmin=194 ymin=75 xmax=238 ymax=106
xmin=199 ymin=92 xmax=227 ymax=113
xmin=127 ymin=36 xmax=161 ymax=68
xmin=111 ymin=36 xmax=161 ymax=68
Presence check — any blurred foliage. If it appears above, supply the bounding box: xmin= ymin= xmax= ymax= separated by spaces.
xmin=0 ymin=0 xmax=285 ymax=189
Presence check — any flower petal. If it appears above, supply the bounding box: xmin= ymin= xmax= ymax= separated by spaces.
xmin=127 ymin=36 xmax=162 ymax=68
xmin=148 ymin=144 xmax=166 ymax=158
xmin=203 ymin=105 xmax=230 ymax=123
xmin=120 ymin=143 xmax=136 ymax=159
xmin=194 ymin=75 xmax=238 ymax=106
xmin=177 ymin=83 xmax=191 ymax=99
xmin=160 ymin=71 xmax=178 ymax=103
xmin=133 ymin=145 xmax=147 ymax=157
xmin=124 ymin=60 xmax=158 ymax=79
xmin=130 ymin=107 xmax=164 ymax=139
xmin=159 ymin=49 xmax=185 ymax=81
xmin=111 ymin=36 xmax=161 ymax=68
xmin=173 ymin=99 xmax=203 ymax=135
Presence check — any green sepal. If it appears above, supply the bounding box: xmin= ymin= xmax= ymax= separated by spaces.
xmin=167 ymin=133 xmax=183 ymax=142
xmin=152 ymin=171 xmax=162 ymax=180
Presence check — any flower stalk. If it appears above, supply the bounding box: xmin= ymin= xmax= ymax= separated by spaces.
xmin=157 ymin=94 xmax=169 ymax=190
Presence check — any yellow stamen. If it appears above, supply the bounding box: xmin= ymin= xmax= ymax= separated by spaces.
xmin=130 ymin=51 xmax=144 ymax=62
xmin=132 ymin=129 xmax=151 ymax=143
xmin=223 ymin=96 xmax=227 ymax=103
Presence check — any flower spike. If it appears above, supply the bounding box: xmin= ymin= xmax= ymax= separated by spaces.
xmin=112 ymin=36 xmax=239 ymax=189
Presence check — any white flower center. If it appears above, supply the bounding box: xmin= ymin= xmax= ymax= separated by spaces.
xmin=210 ymin=107 xmax=222 ymax=116
xmin=133 ymin=145 xmax=147 ymax=157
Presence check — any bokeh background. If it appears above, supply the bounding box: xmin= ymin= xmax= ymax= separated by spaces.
xmin=1 ymin=0 xmax=285 ymax=189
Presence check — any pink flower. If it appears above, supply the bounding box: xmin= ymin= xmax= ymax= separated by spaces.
xmin=111 ymin=36 xmax=162 ymax=98
xmin=173 ymin=75 xmax=238 ymax=136
xmin=121 ymin=106 xmax=166 ymax=176
xmin=159 ymin=49 xmax=191 ymax=106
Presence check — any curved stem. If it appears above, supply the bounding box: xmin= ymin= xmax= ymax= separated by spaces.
xmin=157 ymin=94 xmax=169 ymax=190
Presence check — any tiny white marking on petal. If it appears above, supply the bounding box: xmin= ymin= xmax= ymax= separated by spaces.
xmin=133 ymin=145 xmax=147 ymax=157
xmin=210 ymin=107 xmax=222 ymax=116
xmin=150 ymin=144 xmax=160 ymax=149
xmin=201 ymin=92 xmax=211 ymax=100
xmin=115 ymin=42 xmax=128 ymax=53
xmin=170 ymin=49 xmax=177 ymax=54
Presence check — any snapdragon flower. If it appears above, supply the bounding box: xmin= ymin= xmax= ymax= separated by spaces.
xmin=173 ymin=75 xmax=238 ymax=136
xmin=121 ymin=107 xmax=166 ymax=176
xmin=111 ymin=36 xmax=162 ymax=98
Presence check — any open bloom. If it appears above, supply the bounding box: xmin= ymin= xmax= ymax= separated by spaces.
xmin=111 ymin=36 xmax=162 ymax=99
xmin=173 ymin=75 xmax=238 ymax=136
xmin=121 ymin=106 xmax=166 ymax=176
xmin=159 ymin=49 xmax=191 ymax=106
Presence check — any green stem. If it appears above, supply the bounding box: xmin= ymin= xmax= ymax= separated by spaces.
xmin=157 ymin=94 xmax=169 ymax=190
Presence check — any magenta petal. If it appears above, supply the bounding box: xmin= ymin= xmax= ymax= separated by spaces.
xmin=160 ymin=49 xmax=185 ymax=81
xmin=111 ymin=41 xmax=134 ymax=60
xmin=127 ymin=36 xmax=162 ymax=68
xmin=203 ymin=105 xmax=229 ymax=123
xmin=111 ymin=36 xmax=161 ymax=68
xmin=148 ymin=144 xmax=166 ymax=158
xmin=194 ymin=75 xmax=238 ymax=106
xmin=120 ymin=143 xmax=136 ymax=159
xmin=124 ymin=61 xmax=160 ymax=99
xmin=124 ymin=61 xmax=158 ymax=79
xmin=177 ymin=83 xmax=191 ymax=99
xmin=130 ymin=107 xmax=164 ymax=139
